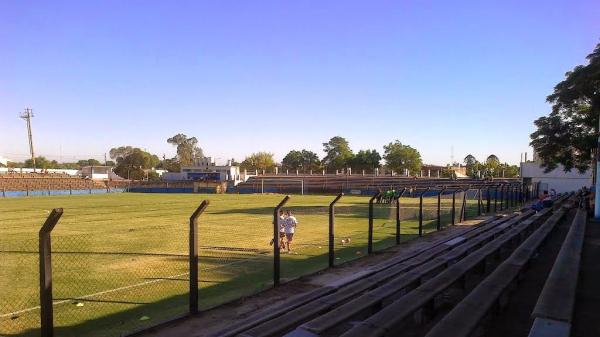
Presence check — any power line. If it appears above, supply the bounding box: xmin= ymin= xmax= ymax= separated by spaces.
xmin=19 ymin=108 xmax=36 ymax=172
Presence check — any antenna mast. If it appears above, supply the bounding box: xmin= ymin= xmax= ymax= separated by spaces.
xmin=19 ymin=108 xmax=36 ymax=172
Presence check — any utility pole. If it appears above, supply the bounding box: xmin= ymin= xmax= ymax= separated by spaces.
xmin=19 ymin=108 xmax=36 ymax=172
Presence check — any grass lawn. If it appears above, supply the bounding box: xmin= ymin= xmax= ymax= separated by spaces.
xmin=0 ymin=192 xmax=479 ymax=337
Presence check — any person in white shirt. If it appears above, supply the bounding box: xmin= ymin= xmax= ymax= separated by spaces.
xmin=284 ymin=210 xmax=298 ymax=253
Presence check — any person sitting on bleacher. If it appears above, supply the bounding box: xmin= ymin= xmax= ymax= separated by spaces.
xmin=531 ymin=190 xmax=553 ymax=211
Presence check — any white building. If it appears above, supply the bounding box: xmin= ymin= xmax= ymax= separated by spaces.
xmin=520 ymin=161 xmax=592 ymax=194
xmin=163 ymin=157 xmax=242 ymax=185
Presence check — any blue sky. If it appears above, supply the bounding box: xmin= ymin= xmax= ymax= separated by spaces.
xmin=1 ymin=0 xmax=599 ymax=165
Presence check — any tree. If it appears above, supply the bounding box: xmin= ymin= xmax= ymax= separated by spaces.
xmin=349 ymin=149 xmax=381 ymax=173
xmin=24 ymin=156 xmax=55 ymax=169
xmin=282 ymin=149 xmax=321 ymax=172
xmin=463 ymin=154 xmax=479 ymax=178
xmin=113 ymin=148 xmax=160 ymax=180
xmin=157 ymin=158 xmax=181 ymax=172
xmin=77 ymin=159 xmax=102 ymax=167
xmin=109 ymin=146 xmax=135 ymax=161
xmin=383 ymin=141 xmax=422 ymax=174
xmin=322 ymin=136 xmax=353 ymax=171
xmin=240 ymin=152 xmax=276 ymax=172
xmin=167 ymin=133 xmax=204 ymax=166
xmin=530 ymin=43 xmax=600 ymax=173
xmin=484 ymin=154 xmax=501 ymax=177
xmin=281 ymin=150 xmax=303 ymax=171
xmin=502 ymin=163 xmax=520 ymax=178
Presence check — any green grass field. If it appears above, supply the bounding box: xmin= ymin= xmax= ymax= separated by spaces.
xmin=0 ymin=192 xmax=476 ymax=337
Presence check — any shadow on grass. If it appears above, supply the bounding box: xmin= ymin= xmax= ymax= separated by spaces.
xmin=2 ymin=219 xmax=466 ymax=337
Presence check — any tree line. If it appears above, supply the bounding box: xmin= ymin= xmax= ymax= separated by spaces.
xmin=239 ymin=136 xmax=424 ymax=175
xmin=3 ymin=132 xmax=520 ymax=179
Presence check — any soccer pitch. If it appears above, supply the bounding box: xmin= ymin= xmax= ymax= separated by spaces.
xmin=0 ymin=192 xmax=464 ymax=337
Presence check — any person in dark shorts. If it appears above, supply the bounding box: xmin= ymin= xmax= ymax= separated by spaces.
xmin=284 ymin=210 xmax=298 ymax=253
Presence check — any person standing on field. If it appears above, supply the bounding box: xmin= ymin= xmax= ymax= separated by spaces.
xmin=284 ymin=210 xmax=298 ymax=253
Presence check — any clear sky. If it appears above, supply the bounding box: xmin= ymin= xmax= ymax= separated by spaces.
xmin=1 ymin=0 xmax=599 ymax=165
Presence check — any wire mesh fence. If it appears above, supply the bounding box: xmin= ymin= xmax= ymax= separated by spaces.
xmin=463 ymin=189 xmax=481 ymax=219
xmin=279 ymin=197 xmax=329 ymax=281
xmin=421 ymin=190 xmax=439 ymax=236
xmin=0 ymin=238 xmax=39 ymax=337
xmin=333 ymin=198 xmax=370 ymax=265
xmin=197 ymin=197 xmax=273 ymax=309
xmin=371 ymin=198 xmax=397 ymax=252
xmin=0 ymin=186 xmax=526 ymax=337
xmin=51 ymin=226 xmax=188 ymax=337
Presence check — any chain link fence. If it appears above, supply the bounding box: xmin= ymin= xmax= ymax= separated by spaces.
xmin=0 ymin=186 xmax=524 ymax=337
xmin=0 ymin=238 xmax=39 ymax=337
xmin=333 ymin=198 xmax=370 ymax=265
xmin=198 ymin=197 xmax=273 ymax=310
xmin=279 ymin=197 xmax=329 ymax=281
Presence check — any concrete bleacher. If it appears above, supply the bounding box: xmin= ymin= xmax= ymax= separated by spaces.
xmin=236 ymin=174 xmax=518 ymax=194
xmin=527 ymin=207 xmax=587 ymax=337
xmin=203 ymin=192 xmax=575 ymax=337
xmin=0 ymin=172 xmax=108 ymax=192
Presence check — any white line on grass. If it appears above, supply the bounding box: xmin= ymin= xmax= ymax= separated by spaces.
xmin=1 ymin=250 xmax=271 ymax=318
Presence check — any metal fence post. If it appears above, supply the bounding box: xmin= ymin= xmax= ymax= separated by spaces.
xmin=437 ymin=188 xmax=446 ymax=231
xmin=494 ymin=186 xmax=499 ymax=213
xmin=329 ymin=193 xmax=343 ymax=268
xmin=477 ymin=188 xmax=482 ymax=216
xmin=273 ymin=195 xmax=290 ymax=286
xmin=460 ymin=189 xmax=467 ymax=222
xmin=499 ymin=185 xmax=504 ymax=211
xmin=451 ymin=190 xmax=457 ymax=225
xmin=39 ymin=208 xmax=64 ymax=337
xmin=418 ymin=188 xmax=430 ymax=236
xmin=396 ymin=188 xmax=406 ymax=244
xmin=486 ymin=187 xmax=491 ymax=213
xmin=368 ymin=193 xmax=380 ymax=254
xmin=189 ymin=200 xmax=209 ymax=314
xmin=2 ymin=187 xmax=5 ymax=198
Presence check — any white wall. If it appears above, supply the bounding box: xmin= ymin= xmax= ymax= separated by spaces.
xmin=0 ymin=167 xmax=80 ymax=175
xmin=521 ymin=163 xmax=592 ymax=194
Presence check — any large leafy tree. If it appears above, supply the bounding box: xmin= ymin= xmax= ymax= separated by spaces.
xmin=349 ymin=149 xmax=381 ymax=173
xmin=240 ymin=152 xmax=276 ymax=172
xmin=463 ymin=154 xmax=479 ymax=178
xmin=77 ymin=159 xmax=102 ymax=167
xmin=322 ymin=136 xmax=353 ymax=171
xmin=113 ymin=148 xmax=160 ymax=180
xmin=282 ymin=149 xmax=321 ymax=172
xmin=530 ymin=43 xmax=600 ymax=173
xmin=167 ymin=133 xmax=204 ymax=166
xmin=109 ymin=146 xmax=135 ymax=161
xmin=383 ymin=141 xmax=422 ymax=174
xmin=484 ymin=154 xmax=501 ymax=177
